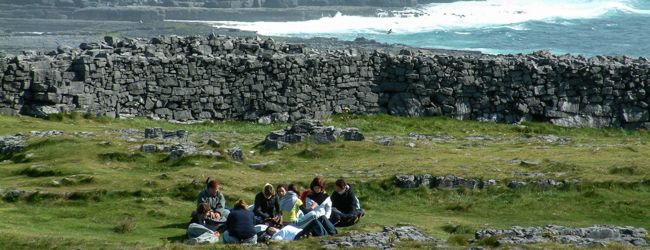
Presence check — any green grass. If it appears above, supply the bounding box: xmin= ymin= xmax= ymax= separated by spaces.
xmin=0 ymin=114 xmax=649 ymax=249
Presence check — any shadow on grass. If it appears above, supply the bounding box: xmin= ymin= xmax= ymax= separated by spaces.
xmin=158 ymin=223 xmax=189 ymax=229
xmin=164 ymin=234 xmax=188 ymax=244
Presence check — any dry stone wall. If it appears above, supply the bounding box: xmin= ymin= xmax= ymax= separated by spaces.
xmin=2 ymin=34 xmax=650 ymax=129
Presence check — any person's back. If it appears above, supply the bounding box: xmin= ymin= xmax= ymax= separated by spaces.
xmin=224 ymin=199 xmax=257 ymax=244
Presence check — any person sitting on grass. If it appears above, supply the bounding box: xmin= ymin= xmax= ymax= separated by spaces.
xmin=265 ymin=215 xmax=337 ymax=241
xmin=305 ymin=177 xmax=332 ymax=219
xmin=189 ymin=203 xmax=222 ymax=232
xmin=186 ymin=203 xmax=220 ymax=245
xmin=196 ymin=177 xmax=229 ymax=220
xmin=329 ymin=178 xmax=365 ymax=226
xmin=276 ymin=183 xmax=287 ymax=199
xmin=223 ymin=199 xmax=257 ymax=244
xmin=253 ymin=183 xmax=281 ymax=225
xmin=280 ymin=183 xmax=316 ymax=226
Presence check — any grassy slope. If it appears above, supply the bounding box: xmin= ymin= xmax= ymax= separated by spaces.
xmin=0 ymin=114 xmax=648 ymax=249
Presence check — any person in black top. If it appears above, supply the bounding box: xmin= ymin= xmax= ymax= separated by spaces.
xmin=329 ymin=178 xmax=365 ymax=227
xmin=223 ymin=199 xmax=257 ymax=244
xmin=253 ymin=183 xmax=280 ymax=223
xmin=189 ymin=203 xmax=223 ymax=232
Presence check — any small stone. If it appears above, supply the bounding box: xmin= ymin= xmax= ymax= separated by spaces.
xmin=207 ymin=139 xmax=220 ymax=147
xmin=404 ymin=142 xmax=416 ymax=148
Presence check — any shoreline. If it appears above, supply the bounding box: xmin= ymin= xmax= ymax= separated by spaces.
xmin=0 ymin=18 xmax=480 ymax=57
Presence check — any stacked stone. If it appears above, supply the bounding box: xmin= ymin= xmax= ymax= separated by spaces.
xmin=2 ymin=35 xmax=650 ymax=130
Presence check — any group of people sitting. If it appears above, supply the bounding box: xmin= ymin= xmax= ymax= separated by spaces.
xmin=186 ymin=177 xmax=365 ymax=244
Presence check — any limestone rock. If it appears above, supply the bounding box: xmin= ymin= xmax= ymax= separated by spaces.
xmin=227 ymin=147 xmax=243 ymax=161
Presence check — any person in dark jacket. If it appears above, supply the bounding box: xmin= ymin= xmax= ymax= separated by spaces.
xmin=196 ymin=177 xmax=229 ymax=219
xmin=189 ymin=203 xmax=222 ymax=233
xmin=253 ymin=183 xmax=280 ymax=222
xmin=223 ymin=199 xmax=257 ymax=244
xmin=329 ymin=178 xmax=365 ymax=226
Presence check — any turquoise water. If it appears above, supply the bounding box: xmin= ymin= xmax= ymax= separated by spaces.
xmin=207 ymin=0 xmax=650 ymax=57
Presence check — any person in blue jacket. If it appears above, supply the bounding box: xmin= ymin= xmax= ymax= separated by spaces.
xmin=223 ymin=199 xmax=257 ymax=244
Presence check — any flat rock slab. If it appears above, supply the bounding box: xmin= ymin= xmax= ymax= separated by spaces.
xmin=475 ymin=225 xmax=648 ymax=247
xmin=319 ymin=226 xmax=441 ymax=249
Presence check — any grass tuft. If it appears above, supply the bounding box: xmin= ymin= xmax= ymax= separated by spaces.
xmin=442 ymin=224 xmax=474 ymax=234
xmin=609 ymin=166 xmax=636 ymax=176
xmin=446 ymin=204 xmax=472 ymax=212
xmin=476 ymin=235 xmax=501 ymax=247
xmin=17 ymin=166 xmax=64 ymax=177
xmin=447 ymin=235 xmax=472 ymax=246
xmin=98 ymin=152 xmax=146 ymax=163
xmin=114 ymin=216 xmax=137 ymax=233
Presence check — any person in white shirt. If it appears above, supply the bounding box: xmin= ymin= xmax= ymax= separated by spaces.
xmin=266 ymin=215 xmax=337 ymax=241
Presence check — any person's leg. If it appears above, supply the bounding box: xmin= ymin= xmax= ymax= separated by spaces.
xmin=221 ymin=208 xmax=231 ymax=218
xmin=243 ymin=235 xmax=258 ymax=244
xmin=222 ymin=230 xmax=236 ymax=244
xmin=328 ymin=208 xmax=343 ymax=225
xmin=318 ymin=215 xmax=338 ymax=235
xmin=295 ymin=218 xmax=322 ymax=239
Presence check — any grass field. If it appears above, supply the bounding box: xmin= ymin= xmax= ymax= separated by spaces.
xmin=0 ymin=113 xmax=648 ymax=249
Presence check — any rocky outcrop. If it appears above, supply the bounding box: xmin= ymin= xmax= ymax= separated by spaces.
xmin=0 ymin=133 xmax=27 ymax=155
xmin=475 ymin=225 xmax=649 ymax=247
xmin=144 ymin=127 xmax=188 ymax=141
xmin=320 ymin=226 xmax=443 ymax=249
xmin=2 ymin=35 xmax=650 ymax=130
xmin=264 ymin=119 xmax=365 ymax=149
xmin=395 ymin=174 xmax=580 ymax=190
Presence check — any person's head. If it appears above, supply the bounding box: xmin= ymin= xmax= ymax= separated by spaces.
xmin=206 ymin=177 xmax=219 ymax=195
xmin=310 ymin=177 xmax=327 ymax=193
xmin=276 ymin=184 xmax=287 ymax=197
xmin=334 ymin=178 xmax=348 ymax=193
xmin=233 ymin=199 xmax=249 ymax=210
xmin=263 ymin=183 xmax=275 ymax=199
xmin=287 ymin=183 xmax=300 ymax=195
xmin=266 ymin=226 xmax=280 ymax=236
xmin=197 ymin=203 xmax=211 ymax=218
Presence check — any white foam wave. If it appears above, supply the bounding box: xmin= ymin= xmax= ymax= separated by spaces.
xmin=199 ymin=0 xmax=647 ymax=36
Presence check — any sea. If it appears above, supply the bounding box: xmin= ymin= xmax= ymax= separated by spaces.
xmin=201 ymin=0 xmax=650 ymax=58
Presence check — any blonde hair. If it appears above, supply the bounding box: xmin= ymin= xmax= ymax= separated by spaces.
xmin=233 ymin=199 xmax=249 ymax=210
xmin=263 ymin=183 xmax=275 ymax=198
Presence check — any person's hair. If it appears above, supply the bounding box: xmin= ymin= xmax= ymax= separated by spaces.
xmin=287 ymin=183 xmax=300 ymax=195
xmin=276 ymin=184 xmax=287 ymax=194
xmin=233 ymin=199 xmax=249 ymax=210
xmin=335 ymin=178 xmax=347 ymax=189
xmin=265 ymin=226 xmax=279 ymax=236
xmin=206 ymin=177 xmax=219 ymax=189
xmin=263 ymin=183 xmax=275 ymax=198
xmin=310 ymin=177 xmax=327 ymax=191
xmin=197 ymin=203 xmax=211 ymax=215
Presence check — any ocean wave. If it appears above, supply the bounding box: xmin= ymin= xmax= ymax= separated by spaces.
xmin=202 ymin=0 xmax=648 ymax=36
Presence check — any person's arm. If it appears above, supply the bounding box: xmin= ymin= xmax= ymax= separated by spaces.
xmin=196 ymin=190 xmax=204 ymax=207
xmin=299 ymin=203 xmax=312 ymax=214
xmin=253 ymin=193 xmax=270 ymax=219
xmin=347 ymin=190 xmax=358 ymax=216
xmin=215 ymin=192 xmax=226 ymax=216
xmin=273 ymin=196 xmax=281 ymax=215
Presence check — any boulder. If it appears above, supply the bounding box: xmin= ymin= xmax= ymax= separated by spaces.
xmin=227 ymin=147 xmax=243 ymax=161
xmin=141 ymin=144 xmax=157 ymax=154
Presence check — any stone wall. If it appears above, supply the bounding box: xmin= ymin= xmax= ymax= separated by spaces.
xmin=2 ymin=34 xmax=650 ymax=129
